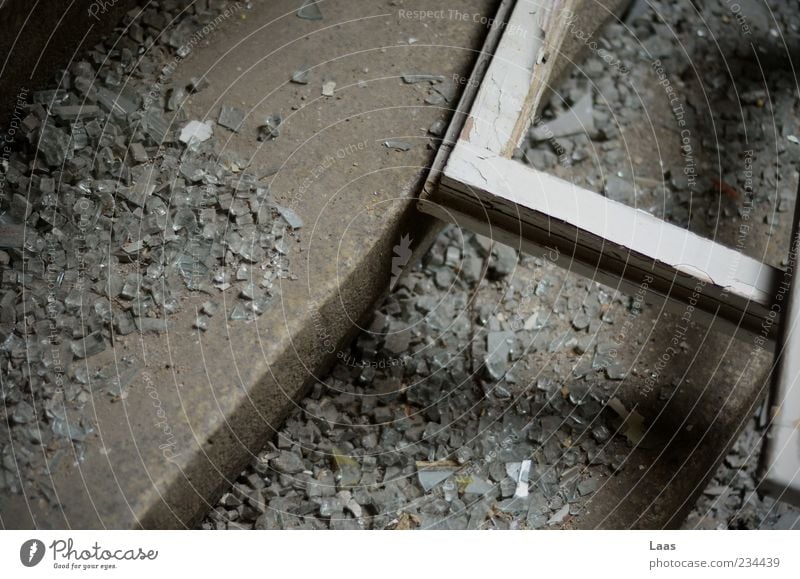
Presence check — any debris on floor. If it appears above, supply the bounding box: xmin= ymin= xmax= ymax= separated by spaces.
xmin=203 ymin=226 xmax=631 ymax=530
xmin=297 ymin=0 xmax=323 ymax=21
xmin=202 ymin=0 xmax=800 ymax=531
xmin=0 ymin=0 xmax=298 ymax=502
xmin=257 ymin=114 xmax=282 ymax=142
xmin=322 ymin=81 xmax=336 ymax=97
xmin=179 ymin=119 xmax=214 ymax=145
xmin=290 ymin=68 xmax=311 ymax=85
xmin=218 ymin=105 xmax=246 ymax=132
xmin=529 ymin=91 xmax=595 ymax=141
xmin=383 ymin=140 xmax=412 ymax=152
xmin=2 ymin=0 xmax=798 ymax=532
xmin=684 ymin=413 xmax=800 ymax=530
xmin=401 ymin=74 xmax=446 ymax=84
xmin=519 ymin=0 xmax=800 ymax=256
xmin=205 ymin=220 xmax=799 ymax=530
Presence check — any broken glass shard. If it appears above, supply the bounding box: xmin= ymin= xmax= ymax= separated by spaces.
xmin=70 ymin=332 xmax=106 ymax=359
xmin=297 ymin=0 xmax=323 ymax=20
xmin=218 ymin=105 xmax=245 ymax=133
xmin=291 ymin=68 xmax=310 ymax=84
xmin=417 ymin=468 xmax=454 ymax=492
xmin=257 ymin=114 xmax=282 ymax=141
xmin=383 ymin=140 xmax=411 ymax=151
xmin=135 ymin=317 xmax=168 ymax=333
xmin=38 ymin=124 xmax=71 ymax=166
xmin=179 ymin=120 xmax=213 ymax=147
xmin=276 ymin=205 xmax=303 ymax=229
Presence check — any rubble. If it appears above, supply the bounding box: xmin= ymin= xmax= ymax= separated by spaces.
xmin=203 ymin=226 xmax=628 ymax=530
xmin=0 ymin=0 xmax=299 ymax=504
xmin=520 ymin=0 xmax=800 ymax=240
xmin=203 ymin=0 xmax=800 ymax=532
xmin=0 ymin=0 xmax=794 ymax=531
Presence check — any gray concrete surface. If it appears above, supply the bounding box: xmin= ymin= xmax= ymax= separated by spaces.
xmin=1 ymin=0 xmax=788 ymax=531
xmin=1 ymin=0 xmax=495 ymax=529
xmin=204 ymin=0 xmax=792 ymax=531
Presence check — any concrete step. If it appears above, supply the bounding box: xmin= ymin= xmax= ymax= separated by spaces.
xmin=1 ymin=0 xmax=492 ymax=528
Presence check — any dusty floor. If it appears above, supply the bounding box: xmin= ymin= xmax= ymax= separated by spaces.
xmin=203 ymin=0 xmax=800 ymax=530
xmin=202 ymin=220 xmax=796 ymax=529
xmin=0 ymin=0 xmax=499 ymax=528
xmin=1 ymin=0 xmax=798 ymax=530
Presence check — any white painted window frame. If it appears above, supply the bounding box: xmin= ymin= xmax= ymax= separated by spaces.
xmin=419 ymin=0 xmax=780 ymax=343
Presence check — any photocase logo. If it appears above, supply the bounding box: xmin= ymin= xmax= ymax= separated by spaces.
xmin=390 ymin=234 xmax=413 ymax=289
xmin=20 ymin=539 xmax=45 ymax=567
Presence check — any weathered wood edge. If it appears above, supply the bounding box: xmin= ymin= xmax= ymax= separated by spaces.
xmin=421 ymin=0 xmax=518 ymax=201
xmin=429 ymin=142 xmax=780 ymax=343
xmin=420 ymin=0 xmax=780 ymax=344
xmin=760 ymin=186 xmax=800 ymax=504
